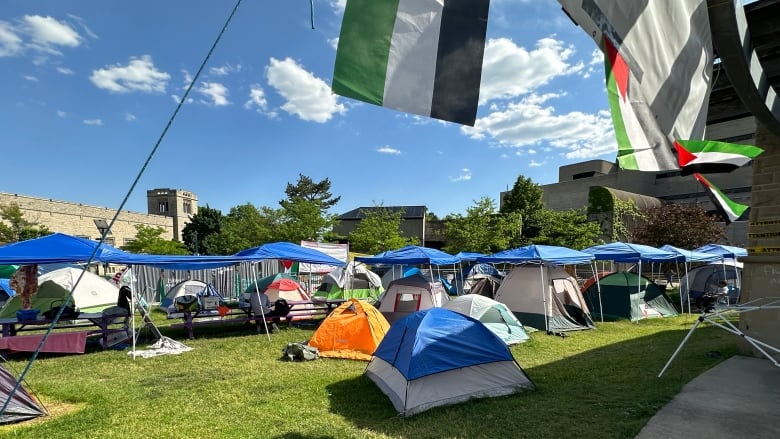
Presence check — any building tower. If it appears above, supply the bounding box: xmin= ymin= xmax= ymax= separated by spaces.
xmin=146 ymin=188 xmax=197 ymax=241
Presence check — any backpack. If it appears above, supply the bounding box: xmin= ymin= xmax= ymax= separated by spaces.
xmin=274 ymin=298 xmax=291 ymax=316
xmin=282 ymin=342 xmax=319 ymax=361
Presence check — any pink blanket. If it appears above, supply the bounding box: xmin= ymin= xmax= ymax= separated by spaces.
xmin=0 ymin=331 xmax=88 ymax=354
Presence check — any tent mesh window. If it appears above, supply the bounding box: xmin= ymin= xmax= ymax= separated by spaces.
xmin=394 ymin=292 xmax=421 ymax=313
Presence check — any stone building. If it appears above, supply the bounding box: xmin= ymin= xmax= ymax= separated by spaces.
xmin=0 ymin=188 xmax=197 ymax=247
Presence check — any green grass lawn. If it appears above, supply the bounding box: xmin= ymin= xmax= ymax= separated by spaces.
xmin=1 ymin=311 xmax=738 ymax=439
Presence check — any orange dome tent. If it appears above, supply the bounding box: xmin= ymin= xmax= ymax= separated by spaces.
xmin=308 ymin=299 xmax=390 ymax=361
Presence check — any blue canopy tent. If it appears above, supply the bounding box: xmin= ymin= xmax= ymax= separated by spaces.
xmin=660 ymin=245 xmax=722 ymax=313
xmin=582 ymin=242 xmax=676 ymax=321
xmin=356 ymin=246 xmax=461 ymax=295
xmin=0 ymin=233 xmax=132 ymax=265
xmin=234 ymin=242 xmax=346 ymax=267
xmin=454 ymin=252 xmax=486 ymax=262
xmin=478 ymin=244 xmax=597 ymax=329
xmin=694 ymin=243 xmax=747 ymax=302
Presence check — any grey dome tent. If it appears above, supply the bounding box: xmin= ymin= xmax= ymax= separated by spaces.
xmin=581 ymin=272 xmax=678 ymax=321
xmin=0 ymin=363 xmax=46 ymax=424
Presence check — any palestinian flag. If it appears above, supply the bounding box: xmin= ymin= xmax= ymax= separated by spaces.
xmin=694 ymin=173 xmax=749 ymax=224
xmin=332 ymin=0 xmax=490 ymax=126
xmin=676 ymin=139 xmax=763 ymax=175
xmin=559 ymin=0 xmax=712 ymax=172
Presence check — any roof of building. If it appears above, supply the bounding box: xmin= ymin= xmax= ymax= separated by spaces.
xmin=338 ymin=206 xmax=427 ymax=220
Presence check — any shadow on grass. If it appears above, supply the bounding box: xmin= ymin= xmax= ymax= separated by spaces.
xmin=325 ymin=322 xmax=738 ymax=439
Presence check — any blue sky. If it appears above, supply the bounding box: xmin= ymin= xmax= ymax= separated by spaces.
xmin=0 ymin=0 xmax=617 ymax=218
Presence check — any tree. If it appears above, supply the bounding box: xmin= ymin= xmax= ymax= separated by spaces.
xmin=443 ymin=197 xmax=523 ymax=254
xmin=634 ymin=203 xmax=725 ymax=248
xmin=121 ymin=224 xmax=188 ymax=254
xmin=0 ymin=203 xmax=51 ymax=244
xmin=279 ymin=174 xmax=340 ymax=242
xmin=204 ymin=204 xmax=281 ymax=255
xmin=530 ymin=208 xmax=602 ymax=250
xmin=348 ymin=205 xmax=418 ymax=254
xmin=181 ymin=205 xmax=223 ymax=255
xmin=277 ymin=198 xmax=337 ymax=243
xmin=500 ymin=175 xmax=545 ymax=239
xmin=281 ymin=174 xmax=341 ymax=210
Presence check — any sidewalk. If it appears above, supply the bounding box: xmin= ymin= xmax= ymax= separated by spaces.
xmin=636 ymin=355 xmax=780 ymax=439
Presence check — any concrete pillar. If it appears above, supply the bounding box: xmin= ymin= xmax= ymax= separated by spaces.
xmin=741 ymin=121 xmax=780 ymax=360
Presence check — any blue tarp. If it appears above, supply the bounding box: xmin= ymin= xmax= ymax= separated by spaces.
xmin=582 ymin=242 xmax=676 ymax=263
xmin=660 ymin=245 xmax=721 ymax=263
xmin=355 ymin=245 xmax=460 ymax=266
xmin=373 ymin=308 xmax=513 ymax=380
xmin=478 ymin=244 xmax=594 ymax=265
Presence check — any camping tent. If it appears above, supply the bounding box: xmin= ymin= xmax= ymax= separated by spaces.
xmin=365 ymin=308 xmax=534 ymax=416
xmin=456 ymin=263 xmax=504 ymax=296
xmin=313 ymin=262 xmax=382 ymax=302
xmin=443 ymin=294 xmax=529 ymax=345
xmin=679 ymin=261 xmax=742 ymax=307
xmin=0 ymin=267 xmax=119 ymax=318
xmin=581 ymin=272 xmax=678 ymax=321
xmin=494 ymin=264 xmax=594 ymax=333
xmin=159 ymin=279 xmax=224 ymax=312
xmin=307 ymin=299 xmax=390 ymax=360
xmin=0 ymin=363 xmax=46 ymax=424
xmin=376 ymin=273 xmax=450 ymax=324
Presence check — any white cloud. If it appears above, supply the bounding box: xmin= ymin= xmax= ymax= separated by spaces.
xmin=209 ymin=63 xmax=241 ymax=76
xmin=376 ymin=146 xmax=401 ymax=155
xmin=450 ymin=168 xmax=472 ymax=182
xmin=83 ymin=118 xmax=103 ymax=126
xmin=328 ymin=37 xmax=339 ymax=50
xmin=0 ymin=21 xmax=23 ymax=57
xmin=67 ymin=14 xmax=98 ymax=40
xmin=244 ymin=84 xmax=278 ymax=118
xmin=462 ymin=94 xmax=616 ymax=160
xmin=529 ymin=160 xmax=543 ymax=167
xmin=265 ymin=57 xmax=346 ymax=123
xmin=23 ymin=75 xmax=38 ymax=82
xmin=197 ymin=81 xmax=230 ymax=106
xmin=22 ymin=15 xmax=81 ymax=55
xmin=90 ymin=55 xmax=170 ymax=93
xmin=125 ymin=112 xmax=136 ymax=121
xmin=57 ymin=110 xmax=66 ymax=118
xmin=479 ymin=37 xmax=581 ymax=103
xmin=330 ymin=1 xmax=347 ymax=12
xmin=56 ymin=66 xmax=74 ymax=75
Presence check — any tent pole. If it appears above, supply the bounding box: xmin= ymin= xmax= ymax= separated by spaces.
xmin=592 ymin=262 xmax=603 ymax=323
xmin=539 ymin=264 xmax=549 ymax=333
xmin=250 ymin=263 xmax=271 ymax=342
xmin=685 ymin=262 xmax=691 ymax=314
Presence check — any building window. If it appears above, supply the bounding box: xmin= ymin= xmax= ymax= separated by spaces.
xmin=158 ymin=201 xmax=169 ymax=213
xmin=103 ymin=237 xmax=115 ymax=246
xmin=183 ymin=200 xmax=192 ymax=214
xmin=124 ymin=238 xmax=136 ymax=245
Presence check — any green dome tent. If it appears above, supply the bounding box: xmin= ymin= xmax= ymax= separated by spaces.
xmin=582 ymin=272 xmax=678 ymax=321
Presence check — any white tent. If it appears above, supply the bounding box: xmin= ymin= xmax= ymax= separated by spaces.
xmin=376 ymin=273 xmax=450 ymax=324
xmin=494 ymin=264 xmax=594 ymax=333
xmin=443 ymin=294 xmax=530 ymax=344
xmin=0 ymin=267 xmax=119 ymax=318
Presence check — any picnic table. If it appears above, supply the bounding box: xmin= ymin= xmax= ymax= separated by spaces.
xmin=0 ymin=312 xmax=130 ymax=352
xmin=169 ymin=299 xmax=346 ymax=339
